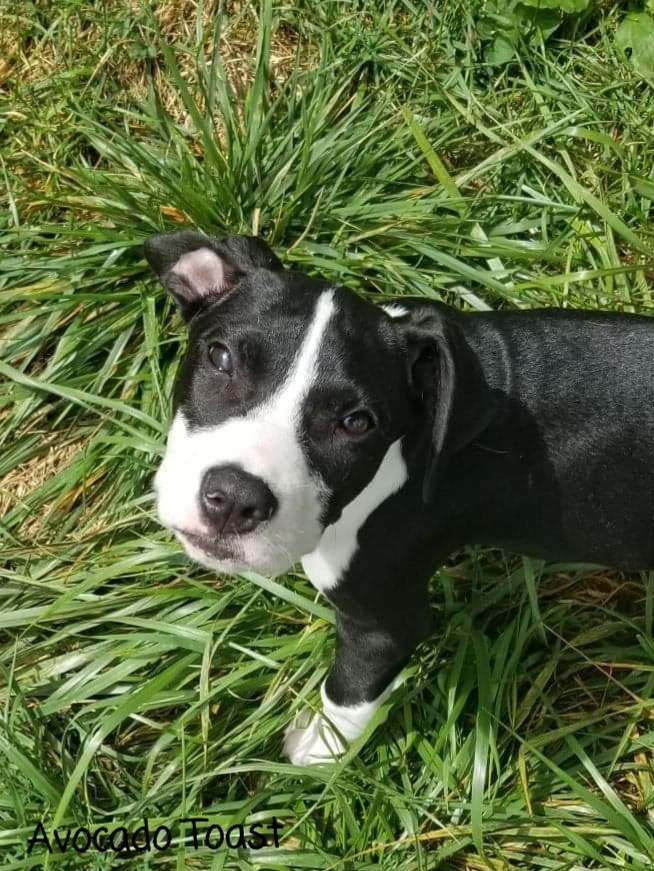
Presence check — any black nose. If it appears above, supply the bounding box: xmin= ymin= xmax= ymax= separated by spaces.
xmin=200 ymin=465 xmax=277 ymax=534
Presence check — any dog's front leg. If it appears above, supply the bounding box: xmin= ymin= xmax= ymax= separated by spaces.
xmin=284 ymin=607 xmax=429 ymax=765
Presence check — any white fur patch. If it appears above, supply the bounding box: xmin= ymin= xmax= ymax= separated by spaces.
xmin=283 ymin=681 xmax=391 ymax=765
xmin=381 ymin=303 xmax=409 ymax=319
xmin=301 ymin=438 xmax=408 ymax=591
xmin=155 ymin=290 xmax=336 ymax=575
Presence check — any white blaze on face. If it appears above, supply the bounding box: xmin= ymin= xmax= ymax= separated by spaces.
xmin=155 ymin=290 xmax=336 ymax=575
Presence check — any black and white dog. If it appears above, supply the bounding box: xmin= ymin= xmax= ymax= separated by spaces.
xmin=145 ymin=230 xmax=654 ymax=764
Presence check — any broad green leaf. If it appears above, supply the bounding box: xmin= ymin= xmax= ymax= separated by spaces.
xmin=616 ymin=12 xmax=654 ymax=79
xmin=521 ymin=0 xmax=590 ymax=10
xmin=485 ymin=34 xmax=517 ymax=66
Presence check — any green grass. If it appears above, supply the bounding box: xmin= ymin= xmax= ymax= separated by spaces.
xmin=2 ymin=1 xmax=654 ymax=868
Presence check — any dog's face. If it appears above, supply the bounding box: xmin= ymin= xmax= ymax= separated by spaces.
xmin=145 ymin=232 xmax=417 ymax=576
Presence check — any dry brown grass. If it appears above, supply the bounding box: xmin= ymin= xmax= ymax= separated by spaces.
xmin=1 ymin=0 xmax=307 ymax=123
xmin=0 ymin=431 xmax=89 ymax=534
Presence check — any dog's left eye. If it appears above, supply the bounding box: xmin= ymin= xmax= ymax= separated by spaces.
xmin=208 ymin=343 xmax=233 ymax=374
xmin=340 ymin=411 xmax=374 ymax=436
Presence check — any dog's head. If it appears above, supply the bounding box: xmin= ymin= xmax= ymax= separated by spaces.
xmin=145 ymin=230 xmax=495 ymax=575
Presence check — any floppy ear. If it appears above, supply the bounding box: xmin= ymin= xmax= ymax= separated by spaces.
xmin=143 ymin=230 xmax=282 ymax=320
xmin=400 ymin=306 xmax=497 ymax=502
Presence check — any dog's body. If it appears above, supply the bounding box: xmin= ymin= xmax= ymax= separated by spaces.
xmin=146 ymin=230 xmax=654 ymax=764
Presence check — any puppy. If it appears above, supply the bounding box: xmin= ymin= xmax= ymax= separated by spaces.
xmin=145 ymin=230 xmax=654 ymax=764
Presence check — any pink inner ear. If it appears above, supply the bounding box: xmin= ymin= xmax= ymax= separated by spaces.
xmin=170 ymin=247 xmax=226 ymax=300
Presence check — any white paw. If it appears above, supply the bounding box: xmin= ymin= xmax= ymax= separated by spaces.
xmin=283 ymin=708 xmax=346 ymax=765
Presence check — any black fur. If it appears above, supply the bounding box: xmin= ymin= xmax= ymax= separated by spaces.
xmin=328 ymin=303 xmax=654 ymax=704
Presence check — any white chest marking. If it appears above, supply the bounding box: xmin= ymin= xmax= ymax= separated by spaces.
xmin=301 ymin=438 xmax=408 ymax=591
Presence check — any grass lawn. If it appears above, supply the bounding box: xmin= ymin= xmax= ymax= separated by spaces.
xmin=3 ymin=1 xmax=654 ymax=867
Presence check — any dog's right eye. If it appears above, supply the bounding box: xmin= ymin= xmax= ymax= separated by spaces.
xmin=208 ymin=343 xmax=233 ymax=375
xmin=339 ymin=410 xmax=375 ymax=437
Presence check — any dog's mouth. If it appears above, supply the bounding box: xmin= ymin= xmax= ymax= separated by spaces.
xmin=175 ymin=529 xmax=238 ymax=560
xmin=171 ymin=522 xmax=314 ymax=577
